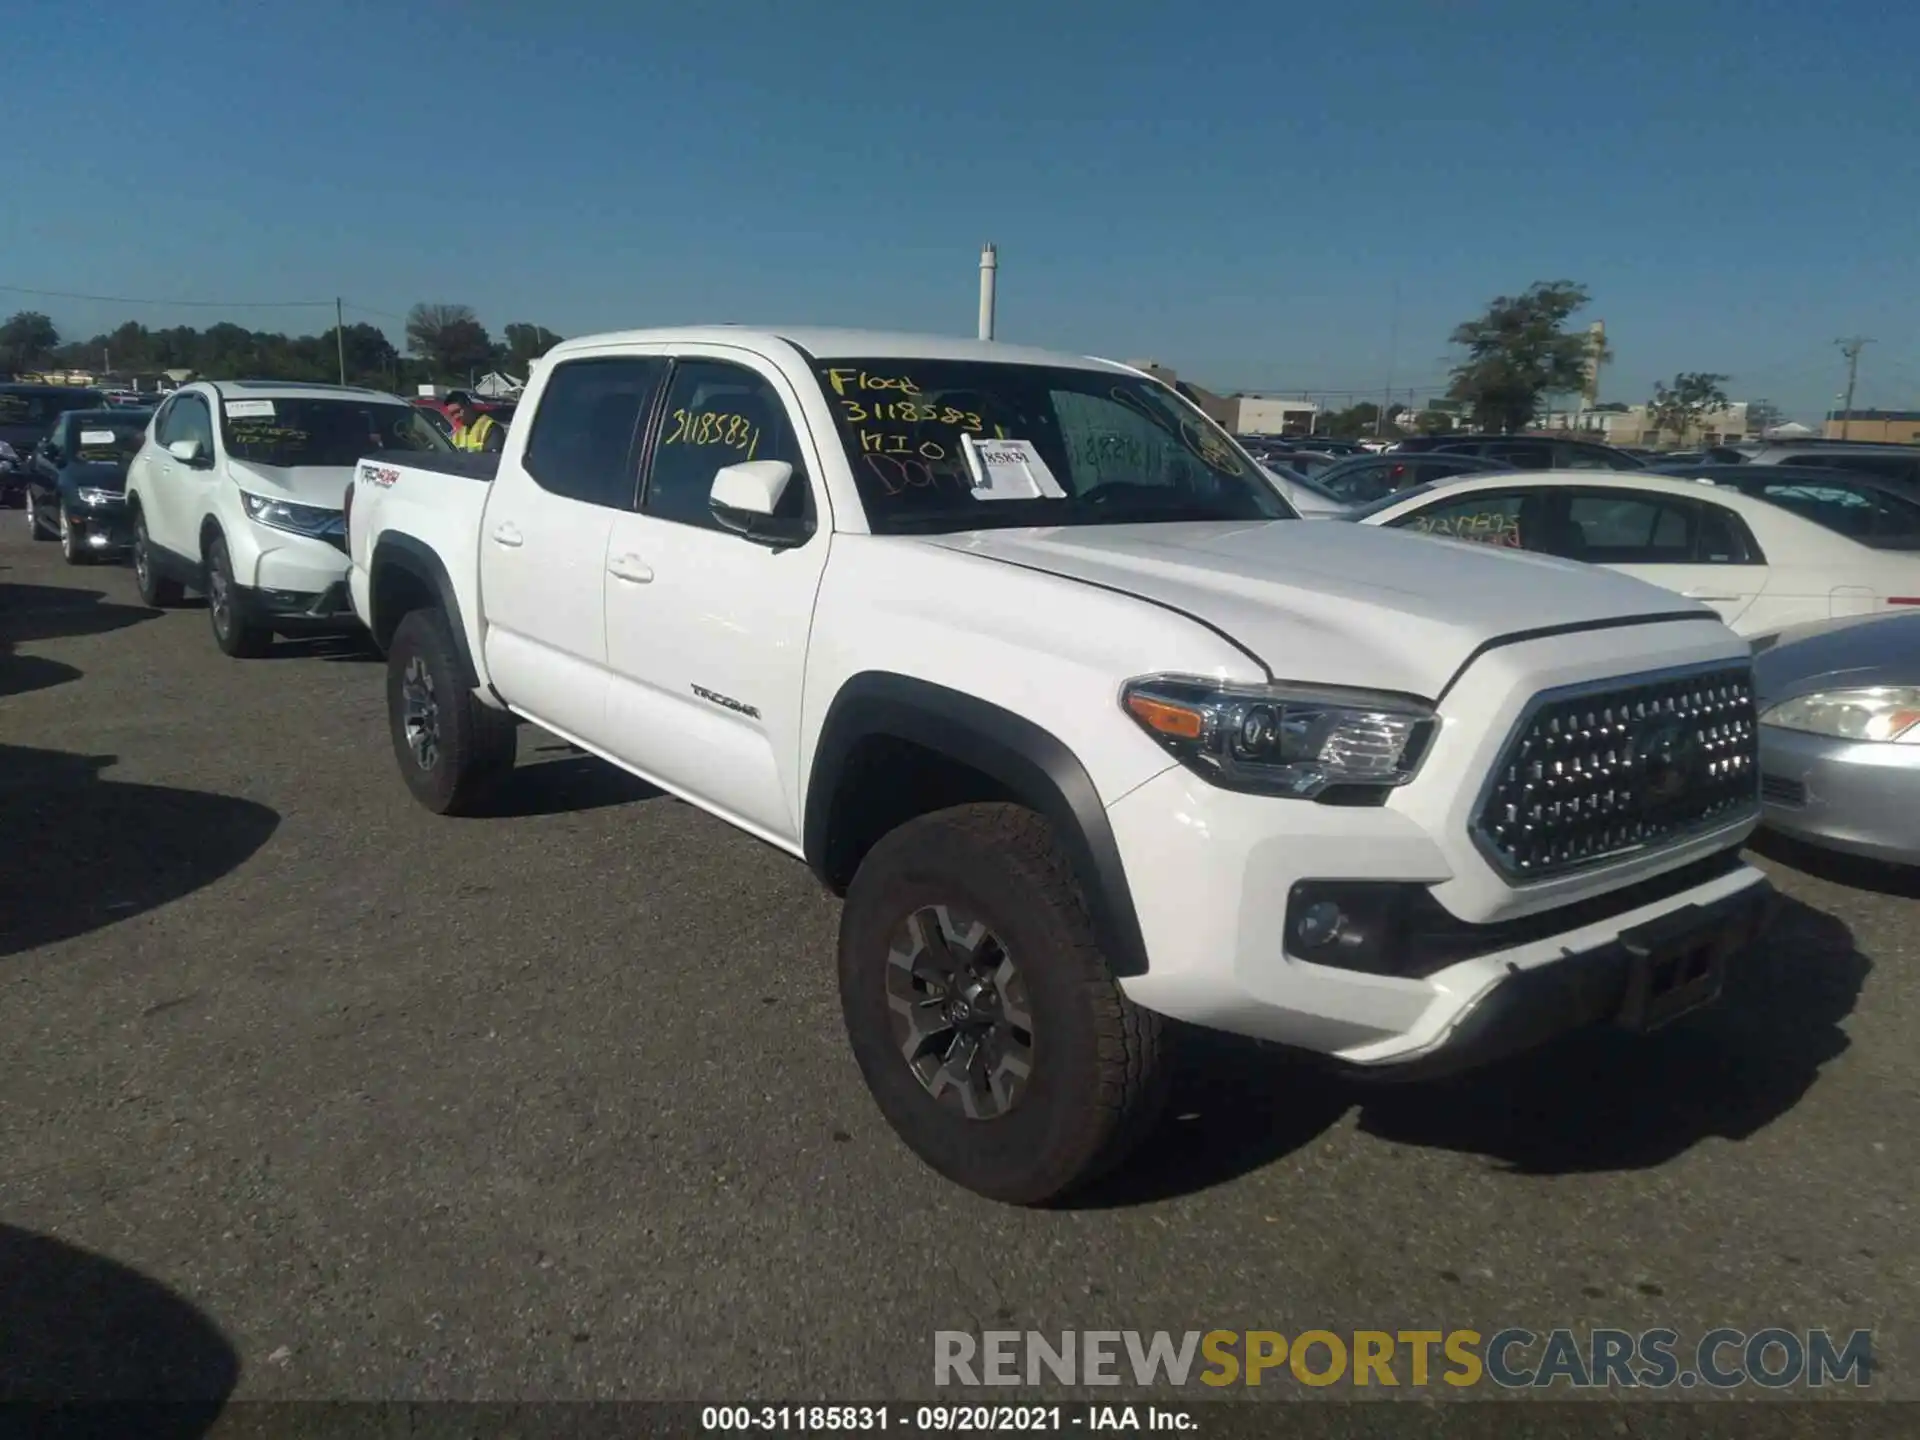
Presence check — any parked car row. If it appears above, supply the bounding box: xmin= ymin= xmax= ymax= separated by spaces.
xmin=37 ymin=332 xmax=1916 ymax=1206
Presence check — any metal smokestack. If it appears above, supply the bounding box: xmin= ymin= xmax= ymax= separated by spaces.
xmin=978 ymin=243 xmax=997 ymax=341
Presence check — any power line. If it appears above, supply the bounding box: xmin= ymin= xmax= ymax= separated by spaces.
xmin=0 ymin=283 xmax=339 ymax=309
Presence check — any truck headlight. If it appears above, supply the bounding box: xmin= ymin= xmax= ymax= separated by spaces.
xmin=1761 ymin=687 xmax=1920 ymax=744
xmin=241 ymin=491 xmax=341 ymax=538
xmin=76 ymin=487 xmax=121 ymax=506
xmin=1121 ymin=675 xmax=1437 ymax=797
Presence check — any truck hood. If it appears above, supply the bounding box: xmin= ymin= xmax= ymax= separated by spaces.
xmin=226 ymin=459 xmax=355 ymax=511
xmin=916 ymin=520 xmax=1711 ymax=698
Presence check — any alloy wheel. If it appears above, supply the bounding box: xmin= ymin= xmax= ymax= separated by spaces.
xmin=208 ymin=552 xmax=232 ymax=636
xmin=400 ymin=654 xmax=441 ymax=771
xmin=59 ymin=511 xmax=75 ymax=560
xmin=25 ymin=493 xmax=37 ymax=535
xmin=134 ymin=522 xmax=151 ymax=588
xmin=885 ymin=904 xmax=1034 ymax=1120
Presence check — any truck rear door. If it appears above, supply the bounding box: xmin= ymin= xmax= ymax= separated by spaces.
xmin=479 ymin=356 xmax=669 ymax=746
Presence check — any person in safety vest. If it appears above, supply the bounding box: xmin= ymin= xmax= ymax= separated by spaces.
xmin=445 ymin=392 xmax=504 ymax=453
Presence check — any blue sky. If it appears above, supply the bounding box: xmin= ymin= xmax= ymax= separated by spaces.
xmin=5 ymin=0 xmax=1917 ymax=420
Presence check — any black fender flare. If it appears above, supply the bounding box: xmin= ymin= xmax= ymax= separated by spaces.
xmin=368 ymin=532 xmax=480 ymax=689
xmin=804 ymin=672 xmax=1150 ymax=978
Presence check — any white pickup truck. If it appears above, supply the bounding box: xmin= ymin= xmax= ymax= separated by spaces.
xmin=344 ymin=326 xmax=1773 ymax=1204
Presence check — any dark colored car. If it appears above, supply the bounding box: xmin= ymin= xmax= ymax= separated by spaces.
xmin=0 ymin=383 xmax=108 ymax=505
xmin=1386 ymin=432 xmax=1648 ymax=471
xmin=23 ymin=408 xmax=151 ymax=563
xmin=1312 ymin=450 xmax=1520 ymax=506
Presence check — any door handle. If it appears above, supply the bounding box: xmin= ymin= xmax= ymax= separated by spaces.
xmin=607 ymin=553 xmax=654 ymax=584
xmin=1682 ymin=588 xmax=1739 ymax=601
xmin=490 ymin=522 xmax=524 ymax=548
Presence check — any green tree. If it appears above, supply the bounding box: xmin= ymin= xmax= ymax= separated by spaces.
xmin=406 ymin=302 xmax=494 ymax=379
xmin=1646 ymin=371 xmax=1730 ymax=445
xmin=1412 ymin=409 xmax=1454 ymax=434
xmin=500 ymin=322 xmax=563 ymax=373
xmin=1446 ymin=281 xmax=1597 ymax=433
xmin=1324 ymin=401 xmax=1382 ymax=439
xmin=0 ymin=311 xmax=60 ymax=373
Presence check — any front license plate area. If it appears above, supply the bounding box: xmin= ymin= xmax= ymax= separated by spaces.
xmin=1615 ymin=904 xmax=1738 ymax=1032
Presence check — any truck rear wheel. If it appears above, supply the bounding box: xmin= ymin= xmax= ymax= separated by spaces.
xmin=838 ymin=802 xmax=1167 ymax=1205
xmin=386 ymin=608 xmax=517 ymax=815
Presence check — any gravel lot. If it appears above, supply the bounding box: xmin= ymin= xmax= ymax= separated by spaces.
xmin=2 ymin=520 xmax=1913 ymax=1406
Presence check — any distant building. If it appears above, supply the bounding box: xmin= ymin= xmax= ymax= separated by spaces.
xmin=1825 ymin=409 xmax=1920 ymax=443
xmin=1122 ymin=360 xmax=1240 ymax=430
xmin=1542 ymin=402 xmax=1755 ymax=447
xmin=1229 ymin=394 xmax=1322 ymax=435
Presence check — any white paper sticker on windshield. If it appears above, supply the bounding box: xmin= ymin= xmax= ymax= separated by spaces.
xmin=224 ymin=399 xmax=276 ymax=419
xmin=959 ymin=436 xmax=1068 ymax=501
xmin=80 ymin=430 xmax=118 ymax=445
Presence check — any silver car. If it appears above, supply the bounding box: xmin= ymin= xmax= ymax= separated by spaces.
xmin=1755 ymin=611 xmax=1920 ymax=864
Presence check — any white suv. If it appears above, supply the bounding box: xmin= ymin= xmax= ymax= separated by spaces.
xmin=124 ymin=380 xmax=448 ymax=656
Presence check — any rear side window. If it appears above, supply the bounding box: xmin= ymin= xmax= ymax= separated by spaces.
xmin=1755 ymin=481 xmax=1920 ymax=543
xmin=1565 ymin=492 xmax=1696 ymax=563
xmin=522 ymin=358 xmax=668 ymax=509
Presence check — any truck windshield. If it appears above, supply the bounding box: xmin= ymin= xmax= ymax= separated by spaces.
xmin=221 ymin=398 xmax=449 ymax=467
xmin=810 ymin=360 xmax=1295 ymax=533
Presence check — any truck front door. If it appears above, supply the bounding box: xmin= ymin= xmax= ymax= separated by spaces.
xmin=600 ymin=352 xmax=832 ymax=847
xmin=479 ymin=355 xmax=667 ymax=746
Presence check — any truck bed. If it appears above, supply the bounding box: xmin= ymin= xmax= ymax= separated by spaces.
xmin=363 ymin=449 xmax=500 ymax=482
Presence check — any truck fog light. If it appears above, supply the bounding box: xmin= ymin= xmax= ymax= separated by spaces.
xmin=1294 ymin=900 xmax=1348 ymax=949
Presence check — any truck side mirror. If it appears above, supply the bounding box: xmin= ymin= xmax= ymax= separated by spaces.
xmin=167 ymin=438 xmax=205 ymax=465
xmin=710 ymin=460 xmax=811 ymax=549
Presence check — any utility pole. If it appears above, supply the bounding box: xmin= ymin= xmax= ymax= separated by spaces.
xmin=1376 ymin=280 xmax=1400 ymax=437
xmin=1836 ymin=337 xmax=1871 ymax=438
xmin=335 ymin=297 xmax=348 ymax=386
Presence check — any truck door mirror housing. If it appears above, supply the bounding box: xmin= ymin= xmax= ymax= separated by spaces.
xmin=167 ymin=438 xmax=206 ymax=465
xmin=710 ymin=460 xmax=811 ymax=549
xmin=710 ymin=460 xmax=792 ymax=516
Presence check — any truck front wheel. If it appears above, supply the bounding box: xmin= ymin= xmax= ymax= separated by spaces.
xmin=385 ymin=608 xmax=517 ymax=815
xmin=838 ymin=802 xmax=1167 ymax=1205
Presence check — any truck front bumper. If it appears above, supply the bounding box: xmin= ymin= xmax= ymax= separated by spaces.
xmin=1106 ymin=763 xmax=1771 ymax=1075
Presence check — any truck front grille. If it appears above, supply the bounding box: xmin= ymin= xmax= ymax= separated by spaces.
xmin=1474 ymin=664 xmax=1759 ymax=880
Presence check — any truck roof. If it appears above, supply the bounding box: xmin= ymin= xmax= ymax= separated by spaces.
xmin=544 ymin=325 xmax=1132 ymax=373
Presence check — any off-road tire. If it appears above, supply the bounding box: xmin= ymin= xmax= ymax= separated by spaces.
xmin=205 ymin=534 xmax=273 ymax=657
xmin=131 ymin=509 xmax=185 ymax=606
xmin=839 ymin=802 xmax=1167 ymax=1205
xmin=386 ymin=608 xmax=517 ymax=815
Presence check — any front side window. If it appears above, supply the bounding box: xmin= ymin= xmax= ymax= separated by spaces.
xmin=644 ymin=360 xmax=810 ymax=530
xmin=1317 ymin=459 xmax=1398 ymax=505
xmin=218 ymin=396 xmax=445 ymax=468
xmin=1391 ymin=490 xmax=1528 ymax=548
xmin=810 ymin=360 xmax=1292 ymax=534
xmin=522 ymin=358 xmax=667 ymax=508
xmin=170 ymin=395 xmax=215 ymax=454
